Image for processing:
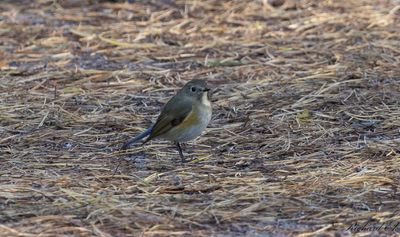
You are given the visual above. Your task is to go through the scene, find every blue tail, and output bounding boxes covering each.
[121,126,153,150]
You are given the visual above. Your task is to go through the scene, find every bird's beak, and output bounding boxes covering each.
[203,88,210,92]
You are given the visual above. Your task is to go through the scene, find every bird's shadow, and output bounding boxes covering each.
[112,149,188,175]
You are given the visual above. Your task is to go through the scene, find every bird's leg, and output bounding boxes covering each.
[176,142,185,163]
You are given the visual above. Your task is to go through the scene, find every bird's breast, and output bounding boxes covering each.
[162,100,211,142]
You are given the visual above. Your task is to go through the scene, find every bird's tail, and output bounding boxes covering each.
[121,126,153,150]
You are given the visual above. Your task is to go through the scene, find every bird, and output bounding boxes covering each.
[121,79,212,162]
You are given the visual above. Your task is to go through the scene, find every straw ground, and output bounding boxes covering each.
[1,0,399,236]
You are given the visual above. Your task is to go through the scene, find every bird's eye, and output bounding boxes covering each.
[191,86,196,92]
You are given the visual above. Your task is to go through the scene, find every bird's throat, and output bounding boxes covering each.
[201,92,211,107]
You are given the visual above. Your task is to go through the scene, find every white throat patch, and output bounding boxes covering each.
[201,92,211,107]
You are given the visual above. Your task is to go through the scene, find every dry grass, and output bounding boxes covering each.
[1,0,400,236]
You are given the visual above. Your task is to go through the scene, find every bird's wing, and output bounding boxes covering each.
[145,96,193,142]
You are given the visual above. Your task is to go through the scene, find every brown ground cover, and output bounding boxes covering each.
[1,0,399,236]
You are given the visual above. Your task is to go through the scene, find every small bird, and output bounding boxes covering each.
[121,79,212,162]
